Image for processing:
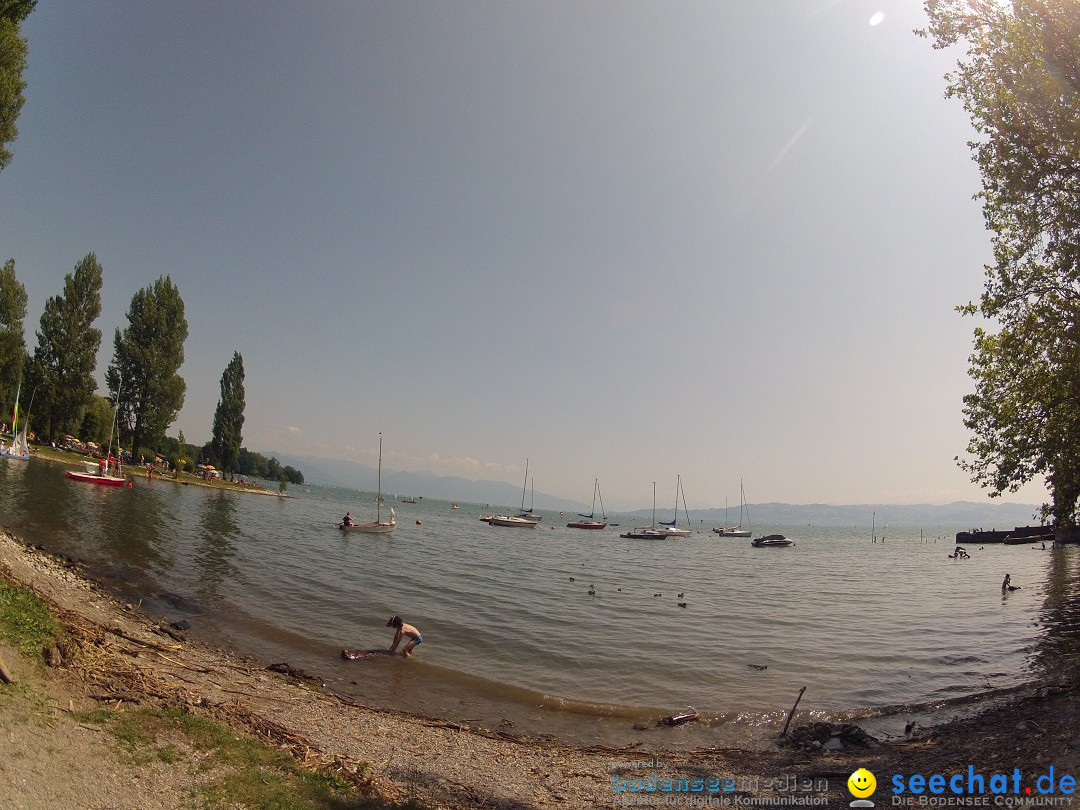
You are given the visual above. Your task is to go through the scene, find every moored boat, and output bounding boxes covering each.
[489,514,539,528]
[490,459,541,528]
[567,479,607,530]
[713,480,752,537]
[751,534,794,547]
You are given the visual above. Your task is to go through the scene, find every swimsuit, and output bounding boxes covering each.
[410,634,422,645]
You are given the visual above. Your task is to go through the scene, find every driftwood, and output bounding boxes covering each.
[781,686,806,737]
[0,655,14,684]
[108,626,182,653]
[659,709,699,727]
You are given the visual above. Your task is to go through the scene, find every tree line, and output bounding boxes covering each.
[0,253,303,485]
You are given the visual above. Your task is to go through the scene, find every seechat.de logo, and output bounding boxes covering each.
[848,768,876,808]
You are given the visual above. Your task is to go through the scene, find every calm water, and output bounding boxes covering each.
[3,456,1079,748]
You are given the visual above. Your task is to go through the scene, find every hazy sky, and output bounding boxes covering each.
[0,1,1047,510]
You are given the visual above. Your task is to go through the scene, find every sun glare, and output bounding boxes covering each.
[869,11,885,26]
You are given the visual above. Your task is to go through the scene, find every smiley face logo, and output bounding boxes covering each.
[848,768,876,798]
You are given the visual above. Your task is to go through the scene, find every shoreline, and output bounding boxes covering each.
[29,445,293,497]
[2,530,1079,807]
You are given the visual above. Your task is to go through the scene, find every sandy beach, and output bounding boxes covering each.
[2,529,1079,808]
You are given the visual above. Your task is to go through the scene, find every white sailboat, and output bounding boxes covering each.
[1,382,30,460]
[657,475,692,537]
[567,479,607,529]
[339,433,396,533]
[490,459,539,527]
[713,480,752,537]
[621,482,678,539]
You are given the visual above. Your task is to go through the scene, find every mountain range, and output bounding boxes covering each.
[269,451,1043,527]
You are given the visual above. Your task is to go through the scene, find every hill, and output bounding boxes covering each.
[268,451,1042,526]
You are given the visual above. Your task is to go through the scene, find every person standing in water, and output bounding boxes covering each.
[386,615,422,657]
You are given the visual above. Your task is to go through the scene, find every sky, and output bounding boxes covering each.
[0,1,1048,511]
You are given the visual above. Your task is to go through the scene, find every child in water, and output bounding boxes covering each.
[386,615,422,657]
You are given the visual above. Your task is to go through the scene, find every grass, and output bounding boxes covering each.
[0,580,68,658]
[0,577,419,808]
[71,704,427,809]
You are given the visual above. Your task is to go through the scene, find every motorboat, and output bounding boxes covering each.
[751,534,794,547]
[489,514,539,528]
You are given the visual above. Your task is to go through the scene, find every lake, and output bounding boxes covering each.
[2,455,1076,749]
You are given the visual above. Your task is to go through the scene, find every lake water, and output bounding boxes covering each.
[3,455,1078,748]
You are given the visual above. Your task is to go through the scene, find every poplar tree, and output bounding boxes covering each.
[0,258,28,408]
[30,253,103,442]
[211,352,245,479]
[921,0,1080,524]
[0,0,35,170]
[107,276,188,457]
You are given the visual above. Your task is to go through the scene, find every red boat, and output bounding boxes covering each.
[64,468,127,488]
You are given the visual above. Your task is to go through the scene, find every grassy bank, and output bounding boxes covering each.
[0,571,420,809]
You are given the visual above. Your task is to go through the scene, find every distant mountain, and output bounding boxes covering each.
[265,451,587,512]
[640,501,1044,528]
[267,451,1043,527]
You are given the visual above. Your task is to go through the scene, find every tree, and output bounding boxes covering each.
[0,0,35,170]
[77,393,114,448]
[0,258,28,408]
[210,352,245,479]
[30,253,103,443]
[106,276,188,458]
[921,0,1080,523]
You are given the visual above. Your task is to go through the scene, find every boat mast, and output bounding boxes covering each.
[520,458,529,514]
[376,432,383,522]
[107,371,121,474]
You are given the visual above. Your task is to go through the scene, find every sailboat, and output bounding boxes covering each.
[567,479,607,529]
[490,459,539,527]
[656,475,692,537]
[621,482,672,539]
[1,382,30,460]
[340,433,396,533]
[713,480,752,537]
[65,376,127,486]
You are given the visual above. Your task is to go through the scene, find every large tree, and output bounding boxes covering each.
[0,0,35,171]
[106,276,188,458]
[30,253,103,442]
[0,257,27,408]
[921,0,1080,523]
[210,351,245,479]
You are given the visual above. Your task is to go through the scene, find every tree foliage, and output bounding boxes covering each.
[77,393,114,448]
[921,0,1080,523]
[30,253,103,443]
[0,0,35,170]
[0,257,27,407]
[199,441,303,484]
[106,276,188,458]
[210,351,245,477]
